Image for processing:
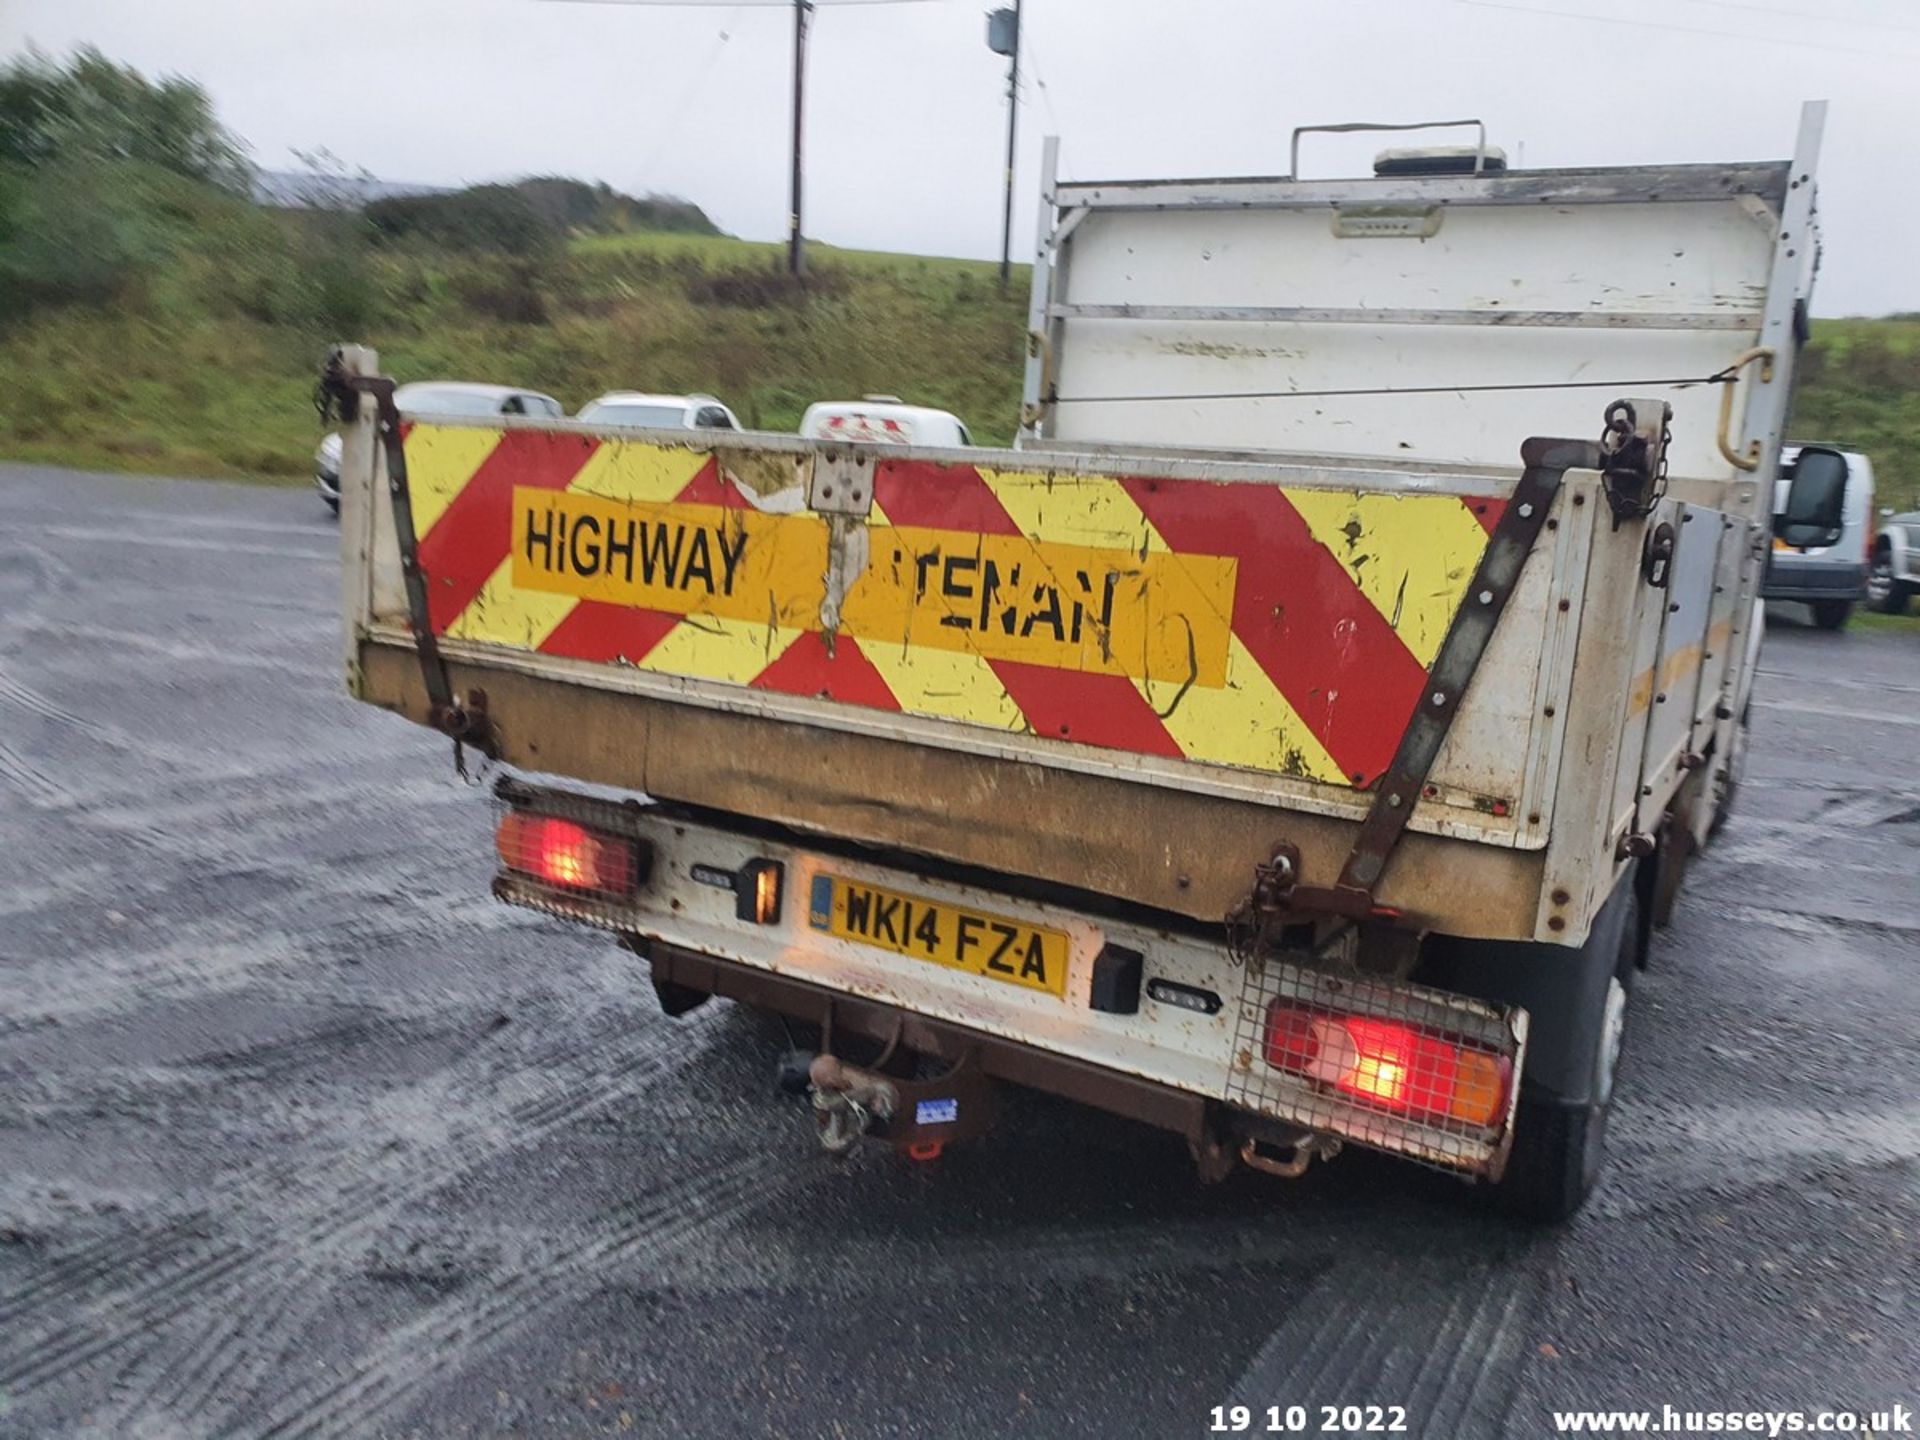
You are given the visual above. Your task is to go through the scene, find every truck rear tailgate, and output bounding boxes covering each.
[345,414,1578,933]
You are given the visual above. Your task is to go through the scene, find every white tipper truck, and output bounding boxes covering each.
[327,107,1835,1218]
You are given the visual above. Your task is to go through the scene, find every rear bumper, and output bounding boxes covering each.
[488,778,1527,1178]
[642,939,1217,1142]
[1761,557,1865,602]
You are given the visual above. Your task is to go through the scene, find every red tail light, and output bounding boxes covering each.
[496,812,639,896]
[1263,1001,1511,1128]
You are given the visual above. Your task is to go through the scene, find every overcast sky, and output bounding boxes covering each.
[4,0,1912,315]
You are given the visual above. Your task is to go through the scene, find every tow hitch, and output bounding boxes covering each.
[1239,1133,1343,1179]
[805,1051,995,1157]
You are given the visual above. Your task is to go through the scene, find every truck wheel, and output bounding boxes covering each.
[1494,888,1638,1223]
[1810,599,1852,630]
[1419,879,1640,1223]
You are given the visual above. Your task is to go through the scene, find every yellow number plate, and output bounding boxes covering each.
[807,874,1070,999]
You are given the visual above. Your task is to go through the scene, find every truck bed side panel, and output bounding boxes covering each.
[1637,502,1727,819]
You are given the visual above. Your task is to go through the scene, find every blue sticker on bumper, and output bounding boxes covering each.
[916,1098,959,1126]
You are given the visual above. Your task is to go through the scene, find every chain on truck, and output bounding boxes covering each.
[321,106,1838,1220]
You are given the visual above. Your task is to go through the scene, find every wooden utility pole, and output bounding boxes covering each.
[788,0,811,278]
[989,0,1021,291]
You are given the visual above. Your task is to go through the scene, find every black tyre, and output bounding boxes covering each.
[1868,547,1910,616]
[1494,888,1638,1223]
[323,494,340,516]
[1810,599,1852,630]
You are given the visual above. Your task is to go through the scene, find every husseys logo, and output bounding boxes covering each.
[510,486,1236,687]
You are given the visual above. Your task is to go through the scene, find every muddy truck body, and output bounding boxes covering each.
[330,109,1833,1217]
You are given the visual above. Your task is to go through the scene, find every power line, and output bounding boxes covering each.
[1455,0,1919,58]
[1679,0,1920,32]
[632,9,740,178]
[1020,30,1063,132]
[535,0,942,7]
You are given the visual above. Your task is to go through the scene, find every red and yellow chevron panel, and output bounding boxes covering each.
[401,424,1505,790]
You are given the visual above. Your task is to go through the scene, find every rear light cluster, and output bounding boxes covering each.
[1225,955,1522,1176]
[496,811,644,899]
[492,791,785,931]
[1263,1002,1511,1129]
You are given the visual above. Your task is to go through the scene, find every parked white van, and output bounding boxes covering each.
[799,397,972,448]
[1762,445,1874,629]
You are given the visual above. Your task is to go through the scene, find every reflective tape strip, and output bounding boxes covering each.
[536,601,683,667]
[415,427,601,631]
[1149,633,1347,786]
[408,425,505,541]
[1117,476,1435,787]
[637,612,806,687]
[750,631,902,711]
[407,430,1497,789]
[1284,489,1500,669]
[857,637,1028,731]
[984,467,1342,783]
[443,556,580,652]
[870,460,1187,757]
[564,438,713,506]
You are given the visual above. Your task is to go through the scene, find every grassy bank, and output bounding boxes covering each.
[0,221,1913,507]
[1786,317,1920,511]
[0,229,1029,480]
[1851,609,1920,633]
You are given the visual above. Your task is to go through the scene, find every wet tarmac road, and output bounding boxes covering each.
[0,464,1915,1440]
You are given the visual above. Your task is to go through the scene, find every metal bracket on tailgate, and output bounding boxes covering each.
[1231,401,1672,946]
[317,350,495,759]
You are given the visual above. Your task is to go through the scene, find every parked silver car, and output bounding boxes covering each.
[315,381,564,512]
[1870,507,1920,615]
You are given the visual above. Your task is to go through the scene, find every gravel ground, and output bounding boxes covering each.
[0,464,1915,1440]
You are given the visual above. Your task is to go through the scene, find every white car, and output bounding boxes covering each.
[799,397,973,448]
[576,392,742,432]
[315,381,563,512]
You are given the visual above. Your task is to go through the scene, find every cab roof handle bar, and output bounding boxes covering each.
[1289,119,1489,180]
